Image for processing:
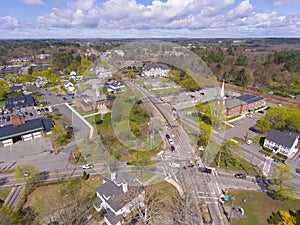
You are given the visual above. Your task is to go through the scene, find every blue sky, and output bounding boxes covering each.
[0,0,299,38]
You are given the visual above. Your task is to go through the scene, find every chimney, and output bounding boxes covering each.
[12,115,25,126]
[111,172,116,181]
[122,181,128,193]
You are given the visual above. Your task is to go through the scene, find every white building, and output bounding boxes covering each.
[94,173,145,225]
[264,129,299,158]
[142,63,170,77]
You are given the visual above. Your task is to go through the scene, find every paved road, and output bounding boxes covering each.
[128,81,229,225]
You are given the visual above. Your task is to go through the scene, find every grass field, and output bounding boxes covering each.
[0,188,10,201]
[228,190,300,225]
[23,175,103,223]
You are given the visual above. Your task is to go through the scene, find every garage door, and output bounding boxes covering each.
[2,139,13,147]
[33,132,42,138]
[23,134,32,141]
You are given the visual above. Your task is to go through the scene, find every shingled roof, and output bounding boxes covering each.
[265,129,299,148]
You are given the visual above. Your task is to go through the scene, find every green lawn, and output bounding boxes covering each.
[228,190,300,225]
[0,188,11,201]
[210,154,262,175]
[23,176,103,223]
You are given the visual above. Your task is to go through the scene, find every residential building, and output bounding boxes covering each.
[5,95,36,112]
[0,115,54,147]
[94,173,145,225]
[105,81,125,93]
[263,129,299,158]
[142,63,170,77]
[64,81,75,92]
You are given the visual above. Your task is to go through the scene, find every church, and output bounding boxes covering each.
[217,82,265,118]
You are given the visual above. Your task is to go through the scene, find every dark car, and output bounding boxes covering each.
[6,115,10,122]
[235,173,246,179]
[198,167,212,174]
[257,110,264,114]
[171,145,175,152]
[45,107,49,112]
[166,134,171,139]
[29,112,33,117]
[296,168,300,174]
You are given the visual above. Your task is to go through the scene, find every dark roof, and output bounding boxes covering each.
[265,129,299,148]
[237,94,263,105]
[144,63,169,70]
[5,95,36,110]
[96,173,143,212]
[225,98,245,109]
[104,208,123,225]
[0,118,54,141]
[11,86,25,93]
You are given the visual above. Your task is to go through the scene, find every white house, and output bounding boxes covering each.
[263,129,299,158]
[142,63,170,77]
[64,81,75,92]
[94,173,145,225]
[105,80,125,93]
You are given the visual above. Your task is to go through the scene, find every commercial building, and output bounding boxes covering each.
[0,115,53,147]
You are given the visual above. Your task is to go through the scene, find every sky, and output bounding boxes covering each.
[0,0,299,39]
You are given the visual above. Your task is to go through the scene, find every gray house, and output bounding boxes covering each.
[94,173,145,225]
[263,129,299,158]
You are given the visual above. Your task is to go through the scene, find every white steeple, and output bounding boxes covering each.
[220,81,225,98]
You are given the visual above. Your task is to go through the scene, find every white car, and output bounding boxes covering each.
[82,163,94,169]
[169,162,180,168]
[246,140,253,145]
[168,138,174,145]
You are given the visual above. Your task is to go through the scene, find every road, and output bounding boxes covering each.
[128,81,229,225]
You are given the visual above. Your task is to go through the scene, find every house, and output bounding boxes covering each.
[0,115,54,147]
[94,173,145,225]
[142,63,170,77]
[11,85,26,93]
[263,129,299,158]
[5,95,36,112]
[64,81,75,92]
[105,81,125,93]
[217,82,265,117]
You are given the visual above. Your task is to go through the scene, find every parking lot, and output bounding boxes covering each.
[0,106,53,126]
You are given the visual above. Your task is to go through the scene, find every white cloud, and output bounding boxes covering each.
[0,16,19,29]
[19,0,44,5]
[227,0,253,19]
[1,0,299,38]
[268,0,300,7]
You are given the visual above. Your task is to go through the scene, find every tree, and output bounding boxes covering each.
[269,165,296,200]
[235,55,248,66]
[217,140,241,167]
[265,106,288,130]
[256,117,271,133]
[14,164,41,186]
[50,125,69,147]
[279,211,297,225]
[0,79,10,99]
[0,207,21,225]
[235,68,249,88]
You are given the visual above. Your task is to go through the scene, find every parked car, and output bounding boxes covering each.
[166,134,171,139]
[169,162,180,168]
[295,168,300,174]
[29,112,33,117]
[257,110,264,114]
[198,167,212,174]
[235,173,247,179]
[82,164,94,169]
[246,140,253,145]
[168,138,174,145]
[171,145,175,152]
